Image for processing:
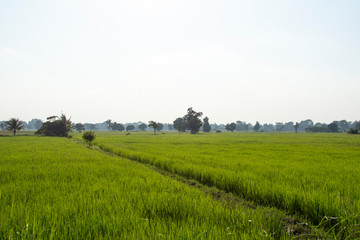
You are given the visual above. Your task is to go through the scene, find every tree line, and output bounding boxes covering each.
[1,108,359,136]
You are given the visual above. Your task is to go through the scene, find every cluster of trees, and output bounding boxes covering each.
[35,115,72,137]
[173,107,210,134]
[2,109,359,136]
[220,120,360,133]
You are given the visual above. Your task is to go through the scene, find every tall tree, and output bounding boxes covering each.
[328,122,338,133]
[5,118,25,136]
[225,122,237,132]
[173,117,186,133]
[294,122,299,133]
[184,107,203,134]
[253,121,260,132]
[148,121,159,135]
[105,119,112,131]
[203,117,211,132]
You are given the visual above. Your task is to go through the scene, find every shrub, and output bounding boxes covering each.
[82,131,96,146]
[347,128,359,134]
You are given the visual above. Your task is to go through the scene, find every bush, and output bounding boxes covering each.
[216,130,222,133]
[347,128,359,134]
[82,131,96,146]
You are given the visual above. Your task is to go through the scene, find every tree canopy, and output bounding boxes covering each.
[225,122,237,132]
[148,121,159,135]
[184,107,203,134]
[126,125,135,131]
[173,117,186,133]
[203,117,211,132]
[35,114,72,137]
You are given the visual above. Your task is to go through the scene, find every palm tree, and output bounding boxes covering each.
[5,118,25,136]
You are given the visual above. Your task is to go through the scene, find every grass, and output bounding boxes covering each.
[74,131,360,238]
[0,136,303,239]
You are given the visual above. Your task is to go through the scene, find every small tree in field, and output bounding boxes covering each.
[82,131,96,146]
[5,118,25,136]
[148,121,159,135]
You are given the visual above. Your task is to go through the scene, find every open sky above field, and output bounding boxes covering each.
[1,0,359,124]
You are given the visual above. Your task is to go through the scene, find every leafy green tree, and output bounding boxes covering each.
[74,123,85,132]
[148,121,159,135]
[184,107,203,134]
[5,118,25,136]
[225,122,237,132]
[294,122,299,133]
[253,121,260,132]
[173,117,186,133]
[105,119,112,131]
[82,131,96,146]
[138,123,147,131]
[112,122,124,131]
[126,125,135,131]
[35,114,72,137]
[328,122,338,133]
[203,117,211,132]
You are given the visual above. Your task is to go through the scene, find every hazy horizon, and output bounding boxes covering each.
[1,0,359,124]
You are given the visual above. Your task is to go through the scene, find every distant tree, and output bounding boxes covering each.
[35,114,72,137]
[338,120,349,132]
[26,118,43,130]
[0,122,5,131]
[253,121,260,132]
[328,122,338,133]
[167,124,174,131]
[225,122,237,132]
[356,122,360,130]
[74,123,85,132]
[82,131,96,146]
[148,121,159,135]
[203,117,211,132]
[126,125,135,131]
[275,122,284,132]
[5,118,25,136]
[158,123,164,131]
[111,122,125,131]
[184,107,203,134]
[105,119,112,131]
[173,117,186,133]
[294,122,299,133]
[138,123,147,131]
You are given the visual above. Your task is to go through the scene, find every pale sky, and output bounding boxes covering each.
[1,0,359,124]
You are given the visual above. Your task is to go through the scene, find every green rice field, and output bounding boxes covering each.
[1,132,360,239]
